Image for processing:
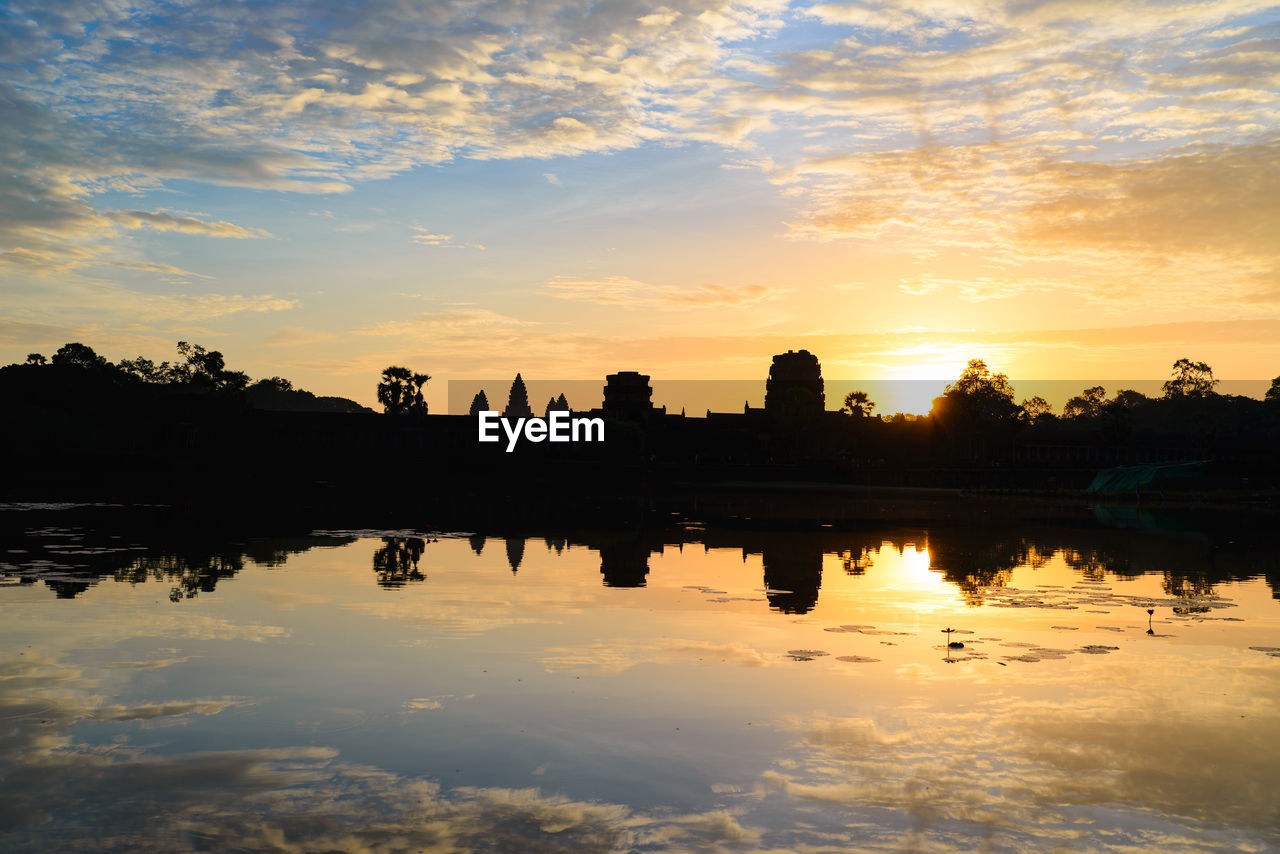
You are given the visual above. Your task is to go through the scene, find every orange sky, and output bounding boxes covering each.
[2,0,1277,411]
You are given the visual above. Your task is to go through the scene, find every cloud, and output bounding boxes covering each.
[94,291,298,323]
[897,273,1034,301]
[783,135,1280,310]
[2,0,1273,364]
[110,260,214,280]
[354,307,534,341]
[409,227,484,249]
[897,276,943,297]
[1022,139,1280,258]
[262,326,334,347]
[103,211,273,239]
[0,0,786,205]
[541,275,779,310]
[739,4,1280,313]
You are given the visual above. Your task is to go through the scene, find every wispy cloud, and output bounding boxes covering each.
[104,211,272,239]
[111,260,213,280]
[541,275,779,310]
[409,227,484,250]
[354,308,534,340]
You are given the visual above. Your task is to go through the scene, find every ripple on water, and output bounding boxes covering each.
[824,625,913,636]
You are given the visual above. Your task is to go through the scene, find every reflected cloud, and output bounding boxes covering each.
[759,664,1280,851]
[541,637,774,674]
[90,698,254,722]
[403,694,474,712]
[0,648,770,852]
[103,655,193,671]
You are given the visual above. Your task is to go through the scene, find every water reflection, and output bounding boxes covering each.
[760,540,822,614]
[372,537,426,588]
[597,539,650,588]
[2,502,1279,852]
[4,509,1279,610]
[506,536,525,573]
[0,520,354,601]
[3,646,1275,852]
[0,653,644,851]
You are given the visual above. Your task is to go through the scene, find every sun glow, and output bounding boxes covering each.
[894,544,934,584]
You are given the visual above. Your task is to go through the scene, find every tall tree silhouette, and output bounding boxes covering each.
[504,373,533,419]
[249,376,293,393]
[1020,395,1053,424]
[174,341,250,391]
[117,355,170,382]
[25,353,46,365]
[1111,389,1148,409]
[115,341,250,391]
[1267,377,1280,403]
[931,359,1021,426]
[1064,386,1106,419]
[51,342,108,368]
[378,366,430,415]
[841,390,875,417]
[1162,358,1217,398]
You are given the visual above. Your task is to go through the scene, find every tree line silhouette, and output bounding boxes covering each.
[820,358,1280,487]
[17,341,371,413]
[3,342,1278,497]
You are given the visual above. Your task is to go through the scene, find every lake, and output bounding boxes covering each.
[1,498,1278,852]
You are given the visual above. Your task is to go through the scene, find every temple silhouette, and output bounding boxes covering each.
[2,343,1276,500]
[442,347,1276,496]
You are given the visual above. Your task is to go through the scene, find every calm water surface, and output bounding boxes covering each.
[2,502,1278,852]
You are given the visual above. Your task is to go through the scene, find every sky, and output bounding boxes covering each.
[2,0,1278,412]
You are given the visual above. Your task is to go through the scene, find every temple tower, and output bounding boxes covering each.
[764,350,825,418]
